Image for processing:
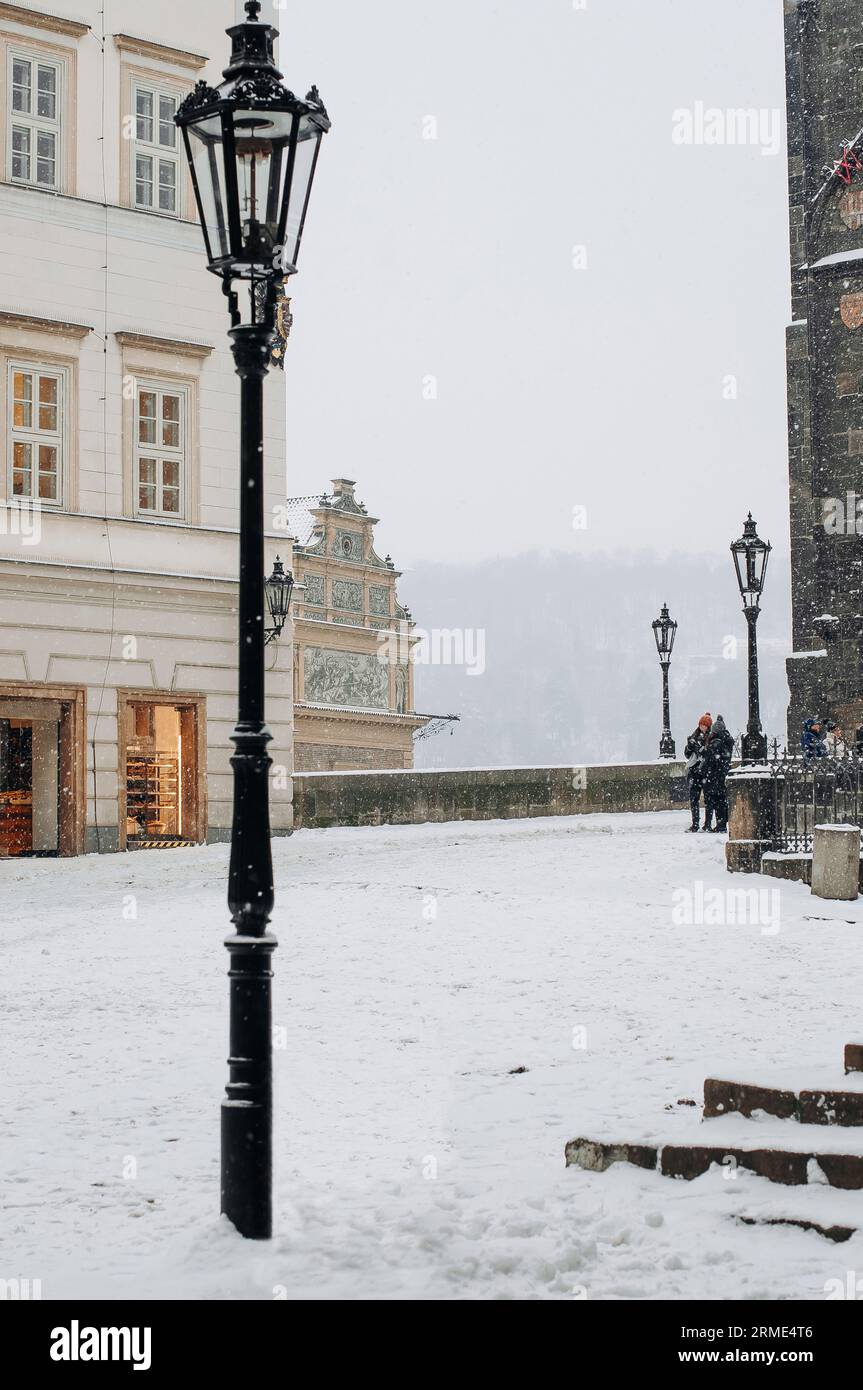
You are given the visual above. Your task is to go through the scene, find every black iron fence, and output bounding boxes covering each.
[731,734,785,761]
[767,750,863,854]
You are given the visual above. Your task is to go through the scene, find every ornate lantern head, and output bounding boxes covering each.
[264,555,294,643]
[652,603,677,660]
[731,513,771,611]
[175,1,330,284]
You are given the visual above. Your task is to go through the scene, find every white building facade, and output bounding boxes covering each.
[0,1,293,855]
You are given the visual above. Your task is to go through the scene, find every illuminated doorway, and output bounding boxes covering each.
[0,692,83,857]
[121,695,205,849]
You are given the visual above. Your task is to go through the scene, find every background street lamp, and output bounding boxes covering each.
[265,556,294,645]
[652,603,678,760]
[731,513,771,764]
[176,0,329,1240]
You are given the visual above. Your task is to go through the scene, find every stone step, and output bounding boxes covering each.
[704,1076,863,1127]
[565,1135,863,1189]
[845,1042,863,1074]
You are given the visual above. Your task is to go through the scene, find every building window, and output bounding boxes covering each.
[132,83,179,214]
[8,51,61,190]
[134,381,185,517]
[8,363,64,504]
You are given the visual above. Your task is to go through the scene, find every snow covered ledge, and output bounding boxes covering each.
[725,766,777,874]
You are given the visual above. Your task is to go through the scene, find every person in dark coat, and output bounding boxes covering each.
[684,712,712,832]
[703,713,734,832]
[801,717,827,761]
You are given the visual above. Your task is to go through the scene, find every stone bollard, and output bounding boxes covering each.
[811,824,860,901]
[725,767,777,874]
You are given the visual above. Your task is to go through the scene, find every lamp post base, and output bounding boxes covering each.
[659,733,677,760]
[741,730,768,764]
[221,932,276,1239]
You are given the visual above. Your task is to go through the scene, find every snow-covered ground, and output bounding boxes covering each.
[3,811,863,1301]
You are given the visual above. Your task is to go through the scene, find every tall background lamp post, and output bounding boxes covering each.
[652,604,677,760]
[176,0,329,1239]
[731,513,771,764]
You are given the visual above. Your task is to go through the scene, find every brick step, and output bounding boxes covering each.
[846,1042,863,1074]
[704,1076,863,1127]
[565,1136,863,1189]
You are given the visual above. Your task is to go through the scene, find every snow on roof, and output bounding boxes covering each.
[808,247,863,270]
[286,494,325,545]
[295,701,432,722]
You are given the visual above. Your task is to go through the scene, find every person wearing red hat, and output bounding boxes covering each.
[703,714,734,832]
[684,713,712,832]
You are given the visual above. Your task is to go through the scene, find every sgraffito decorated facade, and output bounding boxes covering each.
[287,478,431,769]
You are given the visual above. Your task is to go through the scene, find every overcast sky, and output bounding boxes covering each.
[279,0,790,568]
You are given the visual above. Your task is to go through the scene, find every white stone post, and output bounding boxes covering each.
[811,824,860,901]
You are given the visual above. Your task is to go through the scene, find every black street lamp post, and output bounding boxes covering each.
[731,513,771,764]
[176,1,329,1239]
[652,604,677,760]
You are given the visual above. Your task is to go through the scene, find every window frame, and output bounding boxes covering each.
[132,376,189,521]
[6,45,63,192]
[6,357,68,508]
[130,78,182,217]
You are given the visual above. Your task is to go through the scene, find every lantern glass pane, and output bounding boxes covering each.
[186,120,230,263]
[282,122,321,272]
[231,111,294,264]
[266,579,279,625]
[732,547,746,596]
[745,550,755,591]
[235,135,270,223]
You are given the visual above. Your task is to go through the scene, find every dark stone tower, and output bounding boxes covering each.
[784,0,863,742]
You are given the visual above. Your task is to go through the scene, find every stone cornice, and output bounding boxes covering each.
[316,504,381,526]
[0,308,92,337]
[294,548,399,575]
[296,615,419,641]
[113,32,207,72]
[0,2,89,38]
[294,703,430,728]
[114,330,214,359]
